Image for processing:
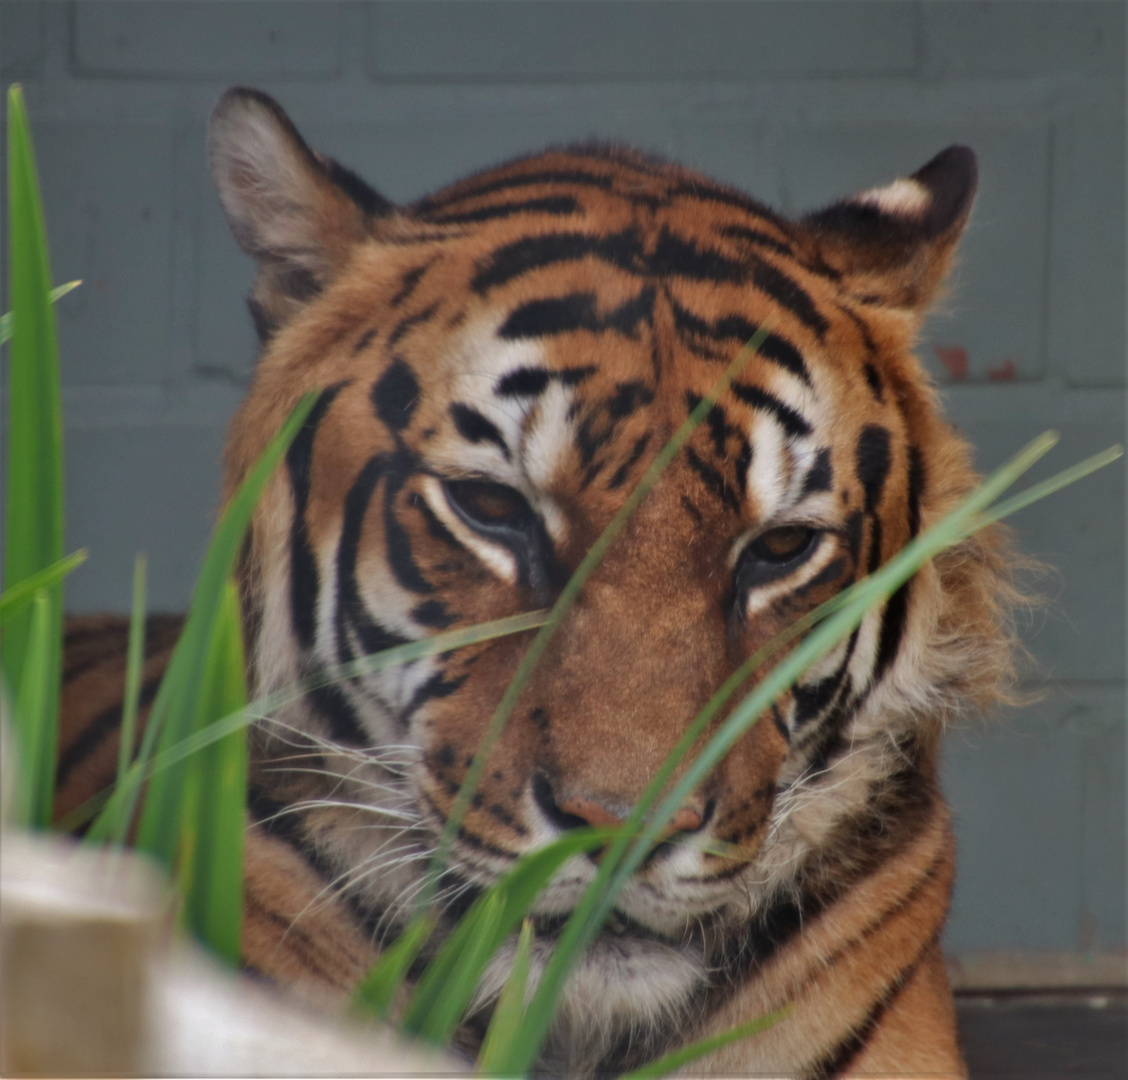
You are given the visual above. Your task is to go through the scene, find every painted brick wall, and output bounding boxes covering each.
[2,1,1123,969]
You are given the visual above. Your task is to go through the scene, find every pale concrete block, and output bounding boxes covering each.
[1049,112,1126,387]
[0,0,44,79]
[921,0,1124,76]
[942,683,1127,953]
[31,124,176,386]
[71,1,342,79]
[780,123,1051,383]
[367,1,917,80]
[64,423,228,614]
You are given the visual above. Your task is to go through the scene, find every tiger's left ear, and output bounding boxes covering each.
[802,146,977,314]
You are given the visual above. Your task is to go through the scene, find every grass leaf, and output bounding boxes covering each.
[115,553,148,790]
[412,890,506,1044]
[352,912,439,1019]
[476,919,535,1075]
[3,85,65,829]
[399,827,613,1044]
[178,579,248,963]
[86,391,319,849]
[0,550,86,622]
[616,1007,789,1080]
[5,591,53,827]
[0,279,81,345]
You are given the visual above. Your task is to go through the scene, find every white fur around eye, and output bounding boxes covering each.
[419,475,518,585]
[742,530,836,619]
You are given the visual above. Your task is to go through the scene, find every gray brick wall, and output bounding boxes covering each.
[2,1,1123,967]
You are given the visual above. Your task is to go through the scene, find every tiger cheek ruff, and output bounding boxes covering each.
[202,87,1019,1076]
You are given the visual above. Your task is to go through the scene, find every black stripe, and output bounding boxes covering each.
[669,300,811,385]
[805,935,935,1080]
[352,327,377,355]
[855,425,892,512]
[867,517,884,576]
[666,181,788,228]
[792,672,846,730]
[872,447,925,683]
[684,391,739,458]
[862,362,884,402]
[716,222,794,257]
[498,287,654,340]
[55,676,161,787]
[472,230,644,294]
[495,366,551,397]
[750,257,829,338]
[415,169,616,215]
[494,364,596,397]
[412,600,456,629]
[372,358,420,433]
[449,403,510,458]
[390,259,435,308]
[335,453,391,669]
[801,448,834,496]
[607,434,651,490]
[649,227,748,283]
[382,463,436,595]
[386,302,439,349]
[307,680,371,748]
[425,195,580,225]
[401,671,469,726]
[607,380,654,419]
[685,447,740,512]
[730,381,813,438]
[287,383,347,649]
[906,445,925,539]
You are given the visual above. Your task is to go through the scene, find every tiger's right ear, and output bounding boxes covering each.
[207,87,392,339]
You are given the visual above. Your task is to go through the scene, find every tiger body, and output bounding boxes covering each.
[58,88,1022,1077]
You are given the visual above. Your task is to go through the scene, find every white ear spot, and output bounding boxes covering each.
[853,177,931,219]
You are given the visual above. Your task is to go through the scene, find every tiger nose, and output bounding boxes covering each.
[531,772,705,837]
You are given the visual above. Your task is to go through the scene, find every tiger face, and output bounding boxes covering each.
[210,89,1015,1073]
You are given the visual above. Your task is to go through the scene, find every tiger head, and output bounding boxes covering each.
[209,89,1017,1068]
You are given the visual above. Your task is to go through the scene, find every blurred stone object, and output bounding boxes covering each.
[0,830,464,1076]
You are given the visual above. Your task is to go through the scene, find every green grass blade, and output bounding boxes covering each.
[497,430,1062,1077]
[476,919,534,1075]
[425,326,772,904]
[0,550,86,622]
[7,591,53,827]
[115,553,148,789]
[964,443,1124,534]
[70,609,548,837]
[4,85,65,828]
[413,889,506,1044]
[352,912,439,1019]
[617,1007,789,1080]
[0,279,81,345]
[401,828,613,1043]
[85,391,318,849]
[179,580,248,964]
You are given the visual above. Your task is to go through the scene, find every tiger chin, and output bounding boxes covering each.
[59,87,1025,1078]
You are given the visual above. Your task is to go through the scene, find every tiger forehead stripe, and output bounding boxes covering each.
[473,227,829,343]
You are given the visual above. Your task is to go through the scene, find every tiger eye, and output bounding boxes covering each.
[750,526,817,563]
[444,478,533,530]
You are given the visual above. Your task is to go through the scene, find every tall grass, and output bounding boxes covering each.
[2,82,1122,1076]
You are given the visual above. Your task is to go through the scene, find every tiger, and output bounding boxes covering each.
[55,86,1026,1077]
